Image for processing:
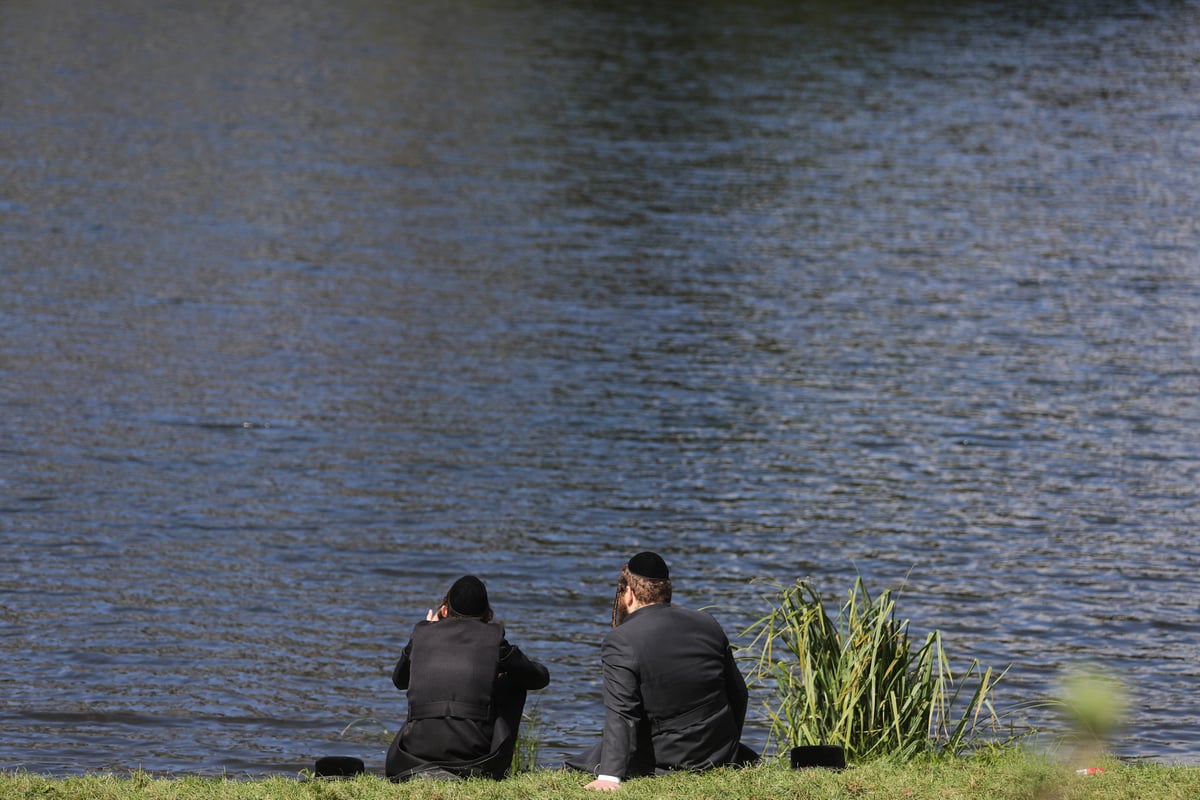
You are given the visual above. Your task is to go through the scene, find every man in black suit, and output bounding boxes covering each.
[567,552,757,790]
[385,575,550,781]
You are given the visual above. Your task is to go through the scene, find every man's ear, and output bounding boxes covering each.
[437,604,449,620]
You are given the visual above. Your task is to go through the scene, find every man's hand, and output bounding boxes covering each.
[584,778,621,791]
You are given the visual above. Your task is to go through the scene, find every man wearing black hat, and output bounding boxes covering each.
[567,552,757,790]
[385,575,550,781]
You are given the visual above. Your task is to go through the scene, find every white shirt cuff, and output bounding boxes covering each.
[597,775,622,784]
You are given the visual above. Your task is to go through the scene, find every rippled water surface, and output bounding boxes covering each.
[3,0,1199,775]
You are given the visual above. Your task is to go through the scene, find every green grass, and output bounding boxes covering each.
[2,752,1199,800]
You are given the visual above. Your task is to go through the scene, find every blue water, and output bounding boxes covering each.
[2,0,1199,775]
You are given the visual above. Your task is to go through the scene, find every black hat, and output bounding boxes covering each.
[628,552,669,580]
[447,575,489,617]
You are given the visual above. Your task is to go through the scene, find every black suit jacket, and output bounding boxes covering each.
[597,603,748,778]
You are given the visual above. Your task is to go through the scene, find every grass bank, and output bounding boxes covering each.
[3,752,1198,800]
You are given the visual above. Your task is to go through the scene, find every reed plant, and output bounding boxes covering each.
[741,575,1006,763]
[511,702,543,774]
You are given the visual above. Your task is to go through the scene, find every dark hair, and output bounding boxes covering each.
[611,563,672,627]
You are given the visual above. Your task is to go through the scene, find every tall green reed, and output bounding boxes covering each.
[741,576,1006,763]
[511,703,543,774]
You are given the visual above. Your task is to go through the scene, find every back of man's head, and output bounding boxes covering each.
[622,551,673,606]
[443,575,493,621]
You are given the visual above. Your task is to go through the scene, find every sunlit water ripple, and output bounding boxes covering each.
[2,0,1199,775]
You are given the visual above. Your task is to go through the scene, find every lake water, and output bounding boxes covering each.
[2,0,1199,776]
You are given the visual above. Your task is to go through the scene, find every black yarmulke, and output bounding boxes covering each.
[447,575,489,617]
[628,552,669,580]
